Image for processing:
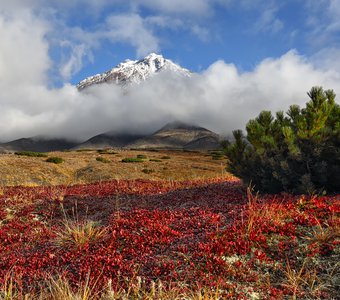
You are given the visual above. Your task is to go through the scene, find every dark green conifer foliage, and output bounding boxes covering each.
[224,87,340,193]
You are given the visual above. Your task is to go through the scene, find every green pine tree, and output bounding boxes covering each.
[224,87,340,193]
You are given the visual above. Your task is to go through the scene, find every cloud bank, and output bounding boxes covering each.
[0,2,339,142]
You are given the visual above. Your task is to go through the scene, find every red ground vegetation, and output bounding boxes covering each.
[0,178,339,299]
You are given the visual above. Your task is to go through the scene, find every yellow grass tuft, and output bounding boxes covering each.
[54,204,108,250]
[54,219,108,250]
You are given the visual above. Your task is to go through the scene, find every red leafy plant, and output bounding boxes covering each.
[0,178,338,299]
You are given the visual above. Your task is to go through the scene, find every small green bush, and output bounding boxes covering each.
[142,168,154,174]
[210,151,225,160]
[212,155,224,160]
[121,157,144,163]
[183,149,199,153]
[161,156,171,159]
[76,149,93,152]
[137,154,147,159]
[96,157,110,163]
[46,157,64,164]
[97,149,117,155]
[210,151,223,156]
[15,151,48,157]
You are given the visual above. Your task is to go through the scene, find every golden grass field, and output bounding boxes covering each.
[0,150,230,187]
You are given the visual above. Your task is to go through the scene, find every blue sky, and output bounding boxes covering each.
[0,0,339,141]
[41,0,340,85]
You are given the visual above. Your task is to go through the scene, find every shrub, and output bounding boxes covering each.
[76,149,93,152]
[97,149,117,155]
[137,154,147,159]
[210,151,224,160]
[212,155,224,160]
[183,149,198,153]
[46,157,64,164]
[161,156,171,159]
[149,159,162,162]
[142,168,154,174]
[224,87,340,193]
[121,157,144,163]
[15,151,48,157]
[96,157,110,163]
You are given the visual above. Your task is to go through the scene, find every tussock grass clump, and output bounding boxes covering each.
[55,219,108,250]
[15,151,48,157]
[161,156,171,160]
[46,157,64,164]
[121,157,143,163]
[96,157,110,163]
[136,154,147,159]
[45,276,97,300]
[0,275,226,300]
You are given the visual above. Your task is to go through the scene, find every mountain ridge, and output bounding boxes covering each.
[0,122,222,152]
[0,137,78,152]
[126,122,221,150]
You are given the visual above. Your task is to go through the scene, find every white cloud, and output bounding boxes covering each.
[0,11,50,87]
[311,47,340,74]
[0,1,340,143]
[252,7,284,34]
[0,0,42,11]
[1,33,339,142]
[145,15,184,29]
[104,14,159,57]
[327,0,340,31]
[134,0,214,16]
[59,43,90,81]
[304,0,340,46]
[191,25,210,41]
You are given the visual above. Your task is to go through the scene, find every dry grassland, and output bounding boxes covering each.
[0,150,229,186]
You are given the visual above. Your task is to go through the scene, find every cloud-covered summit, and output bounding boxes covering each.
[0,1,339,143]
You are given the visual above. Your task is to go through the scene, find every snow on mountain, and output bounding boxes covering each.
[77,53,191,90]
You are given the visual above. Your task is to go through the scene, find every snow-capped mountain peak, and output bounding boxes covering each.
[77,53,191,90]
